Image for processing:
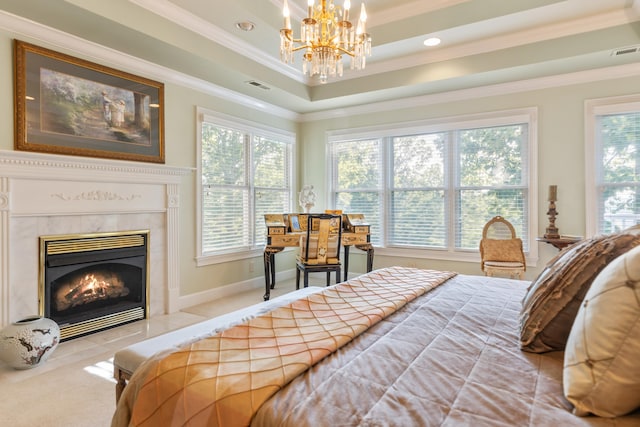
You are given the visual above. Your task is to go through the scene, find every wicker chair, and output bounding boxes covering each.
[296,213,342,288]
[479,216,526,279]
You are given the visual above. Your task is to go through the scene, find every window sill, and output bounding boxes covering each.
[196,246,299,267]
[374,247,479,263]
[195,246,538,269]
[196,248,267,267]
[374,246,538,268]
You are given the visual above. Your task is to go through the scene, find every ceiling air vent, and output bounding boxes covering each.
[246,80,271,90]
[611,45,640,56]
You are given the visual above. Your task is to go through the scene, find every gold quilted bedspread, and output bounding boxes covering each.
[112,267,456,427]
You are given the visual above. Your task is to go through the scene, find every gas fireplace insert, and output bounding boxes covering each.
[39,230,149,341]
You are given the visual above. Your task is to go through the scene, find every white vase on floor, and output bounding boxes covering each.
[0,316,60,369]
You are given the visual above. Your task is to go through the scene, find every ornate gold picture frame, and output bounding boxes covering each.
[14,40,165,163]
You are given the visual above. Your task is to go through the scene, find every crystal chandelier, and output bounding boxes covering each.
[280,0,371,84]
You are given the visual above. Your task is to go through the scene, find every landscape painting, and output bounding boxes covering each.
[14,40,165,163]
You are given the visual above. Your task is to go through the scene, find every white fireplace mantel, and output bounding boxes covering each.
[0,150,193,327]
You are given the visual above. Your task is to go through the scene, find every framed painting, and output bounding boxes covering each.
[14,40,165,163]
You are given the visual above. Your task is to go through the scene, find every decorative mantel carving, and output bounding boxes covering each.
[51,191,142,201]
[0,191,8,211]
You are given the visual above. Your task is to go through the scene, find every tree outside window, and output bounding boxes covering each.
[596,111,640,233]
[329,112,533,256]
[199,112,294,260]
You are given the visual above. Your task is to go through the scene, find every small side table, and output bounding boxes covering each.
[536,236,582,250]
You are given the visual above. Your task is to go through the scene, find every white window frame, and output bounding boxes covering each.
[327,108,538,264]
[585,94,640,237]
[196,107,296,266]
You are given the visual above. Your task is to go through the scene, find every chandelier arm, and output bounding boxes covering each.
[291,45,312,52]
[335,47,355,57]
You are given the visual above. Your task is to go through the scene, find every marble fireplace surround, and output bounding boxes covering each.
[0,150,192,328]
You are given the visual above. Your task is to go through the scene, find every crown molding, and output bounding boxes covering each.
[130,0,307,85]
[0,9,301,121]
[369,0,469,27]
[311,7,640,84]
[1,8,639,124]
[269,0,308,24]
[300,61,640,122]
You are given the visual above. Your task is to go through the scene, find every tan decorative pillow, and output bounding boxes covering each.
[519,233,640,353]
[563,245,640,417]
[481,238,524,263]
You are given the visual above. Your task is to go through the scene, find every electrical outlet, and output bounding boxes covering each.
[249,260,255,272]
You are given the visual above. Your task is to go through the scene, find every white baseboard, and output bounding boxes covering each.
[177,269,363,310]
[177,268,297,310]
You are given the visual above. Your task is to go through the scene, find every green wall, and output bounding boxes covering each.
[299,77,640,279]
[2,26,640,300]
[162,85,299,296]
[0,30,299,299]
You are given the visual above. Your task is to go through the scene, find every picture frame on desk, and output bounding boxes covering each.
[14,40,165,163]
[289,214,301,232]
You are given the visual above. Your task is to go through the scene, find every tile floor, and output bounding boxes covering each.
[0,279,323,427]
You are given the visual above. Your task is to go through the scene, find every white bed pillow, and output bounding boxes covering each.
[563,245,640,417]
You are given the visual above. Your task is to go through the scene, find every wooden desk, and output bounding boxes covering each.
[263,213,374,300]
[536,236,582,250]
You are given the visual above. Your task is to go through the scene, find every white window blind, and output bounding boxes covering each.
[456,125,528,250]
[202,123,249,252]
[198,111,294,260]
[594,110,640,233]
[390,133,446,248]
[253,135,293,245]
[330,139,383,245]
[329,111,534,256]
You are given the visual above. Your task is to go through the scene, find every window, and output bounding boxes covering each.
[197,109,295,265]
[328,109,537,260]
[587,97,640,235]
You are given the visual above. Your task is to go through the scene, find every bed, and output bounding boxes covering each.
[112,260,640,426]
[112,286,326,402]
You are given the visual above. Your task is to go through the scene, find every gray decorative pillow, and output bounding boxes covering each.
[519,233,640,353]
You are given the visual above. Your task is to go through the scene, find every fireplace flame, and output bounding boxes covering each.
[55,271,130,311]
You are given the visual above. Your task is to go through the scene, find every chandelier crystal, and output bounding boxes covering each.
[280,0,371,84]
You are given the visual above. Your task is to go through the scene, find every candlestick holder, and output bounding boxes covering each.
[544,199,560,239]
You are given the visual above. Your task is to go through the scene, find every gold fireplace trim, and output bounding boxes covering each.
[59,307,145,341]
[38,230,150,339]
[45,234,146,255]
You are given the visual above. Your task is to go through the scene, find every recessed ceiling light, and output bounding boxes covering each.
[235,21,255,32]
[424,37,441,47]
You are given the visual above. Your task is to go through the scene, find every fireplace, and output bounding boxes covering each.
[39,230,149,341]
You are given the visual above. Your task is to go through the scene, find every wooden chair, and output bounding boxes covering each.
[296,213,342,288]
[479,216,526,279]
